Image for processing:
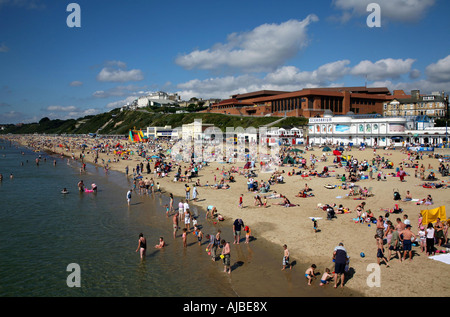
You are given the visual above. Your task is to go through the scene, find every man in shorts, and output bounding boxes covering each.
[233,218,244,244]
[388,225,402,262]
[221,239,231,274]
[401,225,416,262]
[333,243,348,288]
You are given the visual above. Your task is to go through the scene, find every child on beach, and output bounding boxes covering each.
[194,227,203,245]
[305,264,317,285]
[418,226,426,252]
[164,204,169,217]
[282,244,291,270]
[244,226,251,243]
[320,268,333,286]
[239,194,243,208]
[375,235,390,267]
[312,218,318,233]
[182,228,187,248]
[155,237,165,249]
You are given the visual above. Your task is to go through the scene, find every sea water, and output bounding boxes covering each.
[0,139,346,297]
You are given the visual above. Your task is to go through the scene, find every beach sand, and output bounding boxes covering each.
[6,134,450,297]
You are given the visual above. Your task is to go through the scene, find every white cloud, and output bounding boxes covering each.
[265,60,351,86]
[69,81,83,87]
[350,58,416,81]
[425,55,450,83]
[92,84,149,98]
[42,105,102,120]
[46,105,78,112]
[176,60,352,100]
[332,0,436,23]
[175,15,319,73]
[174,56,447,100]
[96,61,144,82]
[176,75,261,100]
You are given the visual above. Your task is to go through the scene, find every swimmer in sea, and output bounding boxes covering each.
[61,188,69,194]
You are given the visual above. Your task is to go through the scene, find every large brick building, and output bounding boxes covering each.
[205,86,395,118]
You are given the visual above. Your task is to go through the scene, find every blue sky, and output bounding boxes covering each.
[0,0,449,123]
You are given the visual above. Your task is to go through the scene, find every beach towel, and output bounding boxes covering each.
[421,206,447,225]
[428,254,450,265]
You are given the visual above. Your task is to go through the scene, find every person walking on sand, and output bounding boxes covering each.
[192,184,198,202]
[135,233,146,260]
[282,244,291,270]
[332,243,347,288]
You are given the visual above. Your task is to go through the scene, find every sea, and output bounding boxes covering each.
[0,138,349,298]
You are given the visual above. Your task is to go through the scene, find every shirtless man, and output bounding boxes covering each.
[396,218,406,234]
[221,240,231,274]
[400,225,417,262]
[376,216,385,238]
[78,180,84,192]
[172,213,179,239]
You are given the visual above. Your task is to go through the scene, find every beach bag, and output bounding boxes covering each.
[393,189,401,201]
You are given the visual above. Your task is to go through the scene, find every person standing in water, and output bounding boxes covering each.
[126,189,132,206]
[136,233,147,260]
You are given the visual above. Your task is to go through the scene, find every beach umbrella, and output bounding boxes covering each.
[333,150,342,156]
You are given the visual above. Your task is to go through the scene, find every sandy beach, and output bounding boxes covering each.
[4,134,450,297]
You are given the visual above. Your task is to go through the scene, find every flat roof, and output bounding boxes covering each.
[231,90,289,100]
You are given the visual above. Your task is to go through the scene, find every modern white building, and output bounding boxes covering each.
[131,91,180,109]
[265,127,305,145]
[146,125,179,139]
[307,113,449,147]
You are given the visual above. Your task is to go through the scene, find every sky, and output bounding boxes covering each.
[0,0,449,124]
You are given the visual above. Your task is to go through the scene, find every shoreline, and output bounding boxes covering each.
[3,134,450,297]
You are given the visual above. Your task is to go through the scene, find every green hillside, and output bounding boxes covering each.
[1,108,308,135]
